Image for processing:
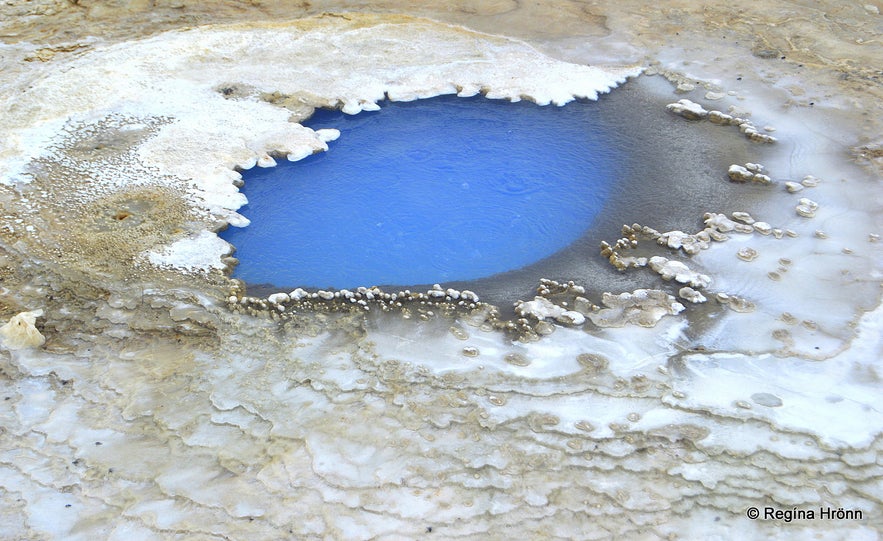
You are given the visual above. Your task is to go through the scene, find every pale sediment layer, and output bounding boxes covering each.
[0,4,881,540]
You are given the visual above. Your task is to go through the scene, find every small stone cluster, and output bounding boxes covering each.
[506,280,593,336]
[597,156,834,310]
[796,197,819,218]
[589,289,685,327]
[514,296,586,326]
[512,279,685,331]
[597,204,806,309]
[227,273,700,340]
[228,283,483,319]
[648,256,711,289]
[665,98,708,120]
[787,174,823,217]
[666,99,777,143]
[728,163,772,184]
[784,174,821,193]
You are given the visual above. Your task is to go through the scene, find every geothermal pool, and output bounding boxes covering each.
[222,95,620,288]
[0,5,881,541]
[224,79,766,304]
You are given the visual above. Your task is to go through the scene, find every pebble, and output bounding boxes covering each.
[708,110,733,124]
[728,163,772,184]
[678,286,707,303]
[317,290,335,300]
[666,99,708,120]
[648,256,712,288]
[267,292,289,304]
[753,222,772,235]
[731,211,755,224]
[736,247,759,261]
[796,198,819,218]
[289,288,308,301]
[785,181,804,193]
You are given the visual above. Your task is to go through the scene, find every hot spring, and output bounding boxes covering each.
[0,8,881,541]
[222,79,764,302]
[222,95,622,289]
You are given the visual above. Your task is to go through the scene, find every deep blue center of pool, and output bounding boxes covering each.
[221,95,623,289]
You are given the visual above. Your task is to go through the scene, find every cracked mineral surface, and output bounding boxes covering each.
[0,1,881,540]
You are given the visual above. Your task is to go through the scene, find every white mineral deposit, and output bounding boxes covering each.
[0,2,880,540]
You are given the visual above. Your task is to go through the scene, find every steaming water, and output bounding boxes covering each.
[222,95,622,289]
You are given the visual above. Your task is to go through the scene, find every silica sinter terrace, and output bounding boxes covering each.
[221,95,626,289]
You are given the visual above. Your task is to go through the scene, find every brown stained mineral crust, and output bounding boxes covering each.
[647,256,711,289]
[588,289,685,328]
[514,296,586,326]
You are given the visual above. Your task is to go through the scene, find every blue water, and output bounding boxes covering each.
[221,95,624,289]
